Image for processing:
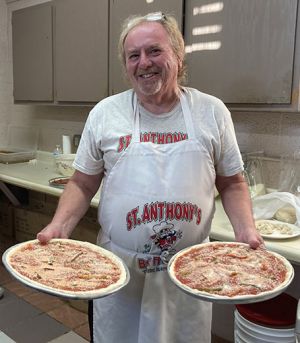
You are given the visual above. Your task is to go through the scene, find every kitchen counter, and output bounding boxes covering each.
[0,151,299,264]
[0,151,100,207]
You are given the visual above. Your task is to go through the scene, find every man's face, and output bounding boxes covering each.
[123,22,180,98]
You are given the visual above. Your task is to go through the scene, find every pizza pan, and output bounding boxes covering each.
[2,239,130,300]
[48,177,70,189]
[167,242,294,305]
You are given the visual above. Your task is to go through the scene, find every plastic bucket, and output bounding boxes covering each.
[234,310,295,343]
[234,293,297,343]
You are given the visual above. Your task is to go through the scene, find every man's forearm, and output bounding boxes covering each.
[50,179,95,236]
[220,181,255,237]
[216,173,264,248]
[37,170,102,242]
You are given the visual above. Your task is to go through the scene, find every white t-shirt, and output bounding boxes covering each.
[74,87,243,177]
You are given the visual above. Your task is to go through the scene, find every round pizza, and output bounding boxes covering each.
[168,242,294,303]
[3,239,129,299]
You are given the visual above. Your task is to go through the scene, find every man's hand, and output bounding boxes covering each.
[37,222,71,244]
[235,227,265,249]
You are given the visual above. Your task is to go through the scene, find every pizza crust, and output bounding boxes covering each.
[168,242,294,304]
[3,239,129,299]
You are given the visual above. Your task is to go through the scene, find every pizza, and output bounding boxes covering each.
[3,239,128,299]
[168,242,293,302]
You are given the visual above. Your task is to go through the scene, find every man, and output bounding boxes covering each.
[38,12,263,343]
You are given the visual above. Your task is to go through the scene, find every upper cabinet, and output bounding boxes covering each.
[11,0,300,111]
[55,0,108,102]
[12,3,53,102]
[12,0,109,104]
[184,0,299,110]
[109,0,183,95]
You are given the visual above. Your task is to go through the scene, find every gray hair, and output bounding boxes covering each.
[118,12,187,85]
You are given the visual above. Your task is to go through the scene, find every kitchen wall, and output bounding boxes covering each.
[1,0,300,187]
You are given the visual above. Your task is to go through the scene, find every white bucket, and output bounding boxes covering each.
[234,310,295,343]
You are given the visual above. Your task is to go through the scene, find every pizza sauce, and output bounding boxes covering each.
[8,240,125,293]
[171,243,289,297]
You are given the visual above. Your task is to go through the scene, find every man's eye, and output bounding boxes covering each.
[128,54,139,60]
[150,49,161,55]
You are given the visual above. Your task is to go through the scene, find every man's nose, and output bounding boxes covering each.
[139,51,152,68]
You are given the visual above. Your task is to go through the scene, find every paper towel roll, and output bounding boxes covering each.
[62,135,72,154]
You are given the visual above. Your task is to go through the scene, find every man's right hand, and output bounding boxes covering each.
[37,223,70,244]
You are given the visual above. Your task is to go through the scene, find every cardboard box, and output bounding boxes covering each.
[28,190,98,221]
[28,190,47,212]
[14,207,100,243]
[0,200,15,238]
[28,190,58,215]
[14,207,51,242]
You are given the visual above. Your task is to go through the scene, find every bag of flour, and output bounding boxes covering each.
[252,192,300,226]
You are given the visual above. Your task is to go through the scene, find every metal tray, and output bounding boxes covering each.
[0,150,36,164]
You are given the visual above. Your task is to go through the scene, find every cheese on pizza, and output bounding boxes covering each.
[169,242,292,298]
[6,239,127,296]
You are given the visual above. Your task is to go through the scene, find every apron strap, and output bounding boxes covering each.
[179,89,196,140]
[132,92,140,143]
[132,88,196,141]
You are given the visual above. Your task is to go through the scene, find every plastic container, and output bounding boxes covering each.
[52,145,62,168]
[53,145,62,158]
[55,154,76,176]
[0,126,38,164]
[234,293,297,343]
[235,310,295,343]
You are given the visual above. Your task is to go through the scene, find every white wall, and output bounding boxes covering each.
[232,110,300,189]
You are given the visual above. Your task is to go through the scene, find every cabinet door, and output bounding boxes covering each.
[55,0,109,102]
[184,0,297,104]
[109,0,183,95]
[12,3,53,102]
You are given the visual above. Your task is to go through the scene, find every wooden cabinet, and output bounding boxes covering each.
[12,3,53,102]
[55,0,108,102]
[184,0,298,107]
[109,0,183,95]
[12,0,109,104]
[12,0,300,111]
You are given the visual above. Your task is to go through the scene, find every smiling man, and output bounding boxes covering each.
[123,20,180,105]
[37,12,263,343]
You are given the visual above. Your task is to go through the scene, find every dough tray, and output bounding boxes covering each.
[0,150,36,164]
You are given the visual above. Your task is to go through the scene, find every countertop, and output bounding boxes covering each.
[0,152,299,264]
[0,152,100,207]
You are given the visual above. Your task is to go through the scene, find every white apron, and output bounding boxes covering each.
[94,90,216,343]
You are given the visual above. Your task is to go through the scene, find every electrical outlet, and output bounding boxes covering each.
[73,134,81,147]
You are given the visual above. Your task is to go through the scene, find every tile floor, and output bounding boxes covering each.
[0,235,90,343]
[0,235,230,343]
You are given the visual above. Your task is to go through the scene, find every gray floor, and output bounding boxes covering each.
[0,287,88,343]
